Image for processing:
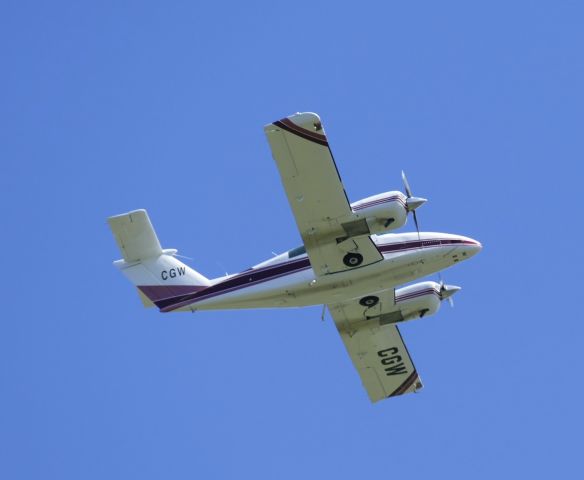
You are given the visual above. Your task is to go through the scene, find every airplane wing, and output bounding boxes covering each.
[264,112,382,276]
[328,289,423,402]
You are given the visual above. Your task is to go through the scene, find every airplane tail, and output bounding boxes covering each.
[108,209,211,308]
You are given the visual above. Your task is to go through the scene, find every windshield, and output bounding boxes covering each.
[287,245,306,258]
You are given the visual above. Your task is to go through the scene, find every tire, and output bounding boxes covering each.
[359,295,379,307]
[343,252,363,267]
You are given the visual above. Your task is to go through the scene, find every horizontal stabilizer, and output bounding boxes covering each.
[108,210,163,262]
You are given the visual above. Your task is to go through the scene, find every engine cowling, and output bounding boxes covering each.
[393,281,442,322]
[350,191,408,235]
[359,281,460,324]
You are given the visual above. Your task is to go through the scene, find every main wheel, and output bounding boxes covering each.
[359,295,379,307]
[343,252,363,267]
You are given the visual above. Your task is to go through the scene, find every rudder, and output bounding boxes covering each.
[108,210,211,308]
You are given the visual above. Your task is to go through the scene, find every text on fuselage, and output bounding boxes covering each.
[161,267,186,280]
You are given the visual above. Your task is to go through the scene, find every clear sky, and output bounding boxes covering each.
[1,1,582,478]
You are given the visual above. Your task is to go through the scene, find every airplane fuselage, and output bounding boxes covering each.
[166,231,481,312]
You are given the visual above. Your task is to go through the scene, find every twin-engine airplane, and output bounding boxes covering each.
[108,112,481,403]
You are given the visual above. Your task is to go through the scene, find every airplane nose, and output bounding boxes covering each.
[465,238,482,257]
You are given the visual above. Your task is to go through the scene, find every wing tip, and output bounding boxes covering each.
[264,112,328,145]
[388,371,423,398]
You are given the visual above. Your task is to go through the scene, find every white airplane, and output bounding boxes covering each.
[108,112,481,403]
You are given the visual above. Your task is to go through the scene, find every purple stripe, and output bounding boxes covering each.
[389,370,419,397]
[274,119,329,146]
[274,117,350,205]
[378,238,474,254]
[138,285,207,302]
[354,195,401,208]
[158,238,473,312]
[160,267,309,312]
[158,257,312,312]
[395,289,440,302]
[354,195,401,206]
[395,292,438,302]
[239,255,308,276]
[352,196,404,211]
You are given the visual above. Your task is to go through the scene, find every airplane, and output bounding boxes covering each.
[108,112,482,403]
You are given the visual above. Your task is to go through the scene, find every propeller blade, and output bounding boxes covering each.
[413,210,420,241]
[438,273,457,307]
[402,170,425,242]
[401,170,413,198]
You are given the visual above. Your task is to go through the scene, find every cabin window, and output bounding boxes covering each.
[288,245,306,258]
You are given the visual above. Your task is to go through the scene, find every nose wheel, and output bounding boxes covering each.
[343,252,363,267]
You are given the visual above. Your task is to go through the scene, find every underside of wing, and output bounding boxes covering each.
[265,112,382,276]
[328,290,423,402]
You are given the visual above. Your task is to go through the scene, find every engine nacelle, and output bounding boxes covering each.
[394,281,442,321]
[374,281,442,324]
[350,191,408,235]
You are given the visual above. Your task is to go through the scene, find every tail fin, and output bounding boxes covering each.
[108,209,211,308]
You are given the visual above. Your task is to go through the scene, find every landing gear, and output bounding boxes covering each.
[359,296,379,307]
[343,252,363,267]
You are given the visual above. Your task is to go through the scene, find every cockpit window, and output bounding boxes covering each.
[288,245,306,258]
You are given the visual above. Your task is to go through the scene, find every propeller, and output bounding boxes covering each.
[401,171,427,240]
[437,273,461,307]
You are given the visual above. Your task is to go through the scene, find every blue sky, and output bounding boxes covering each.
[1,1,582,478]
